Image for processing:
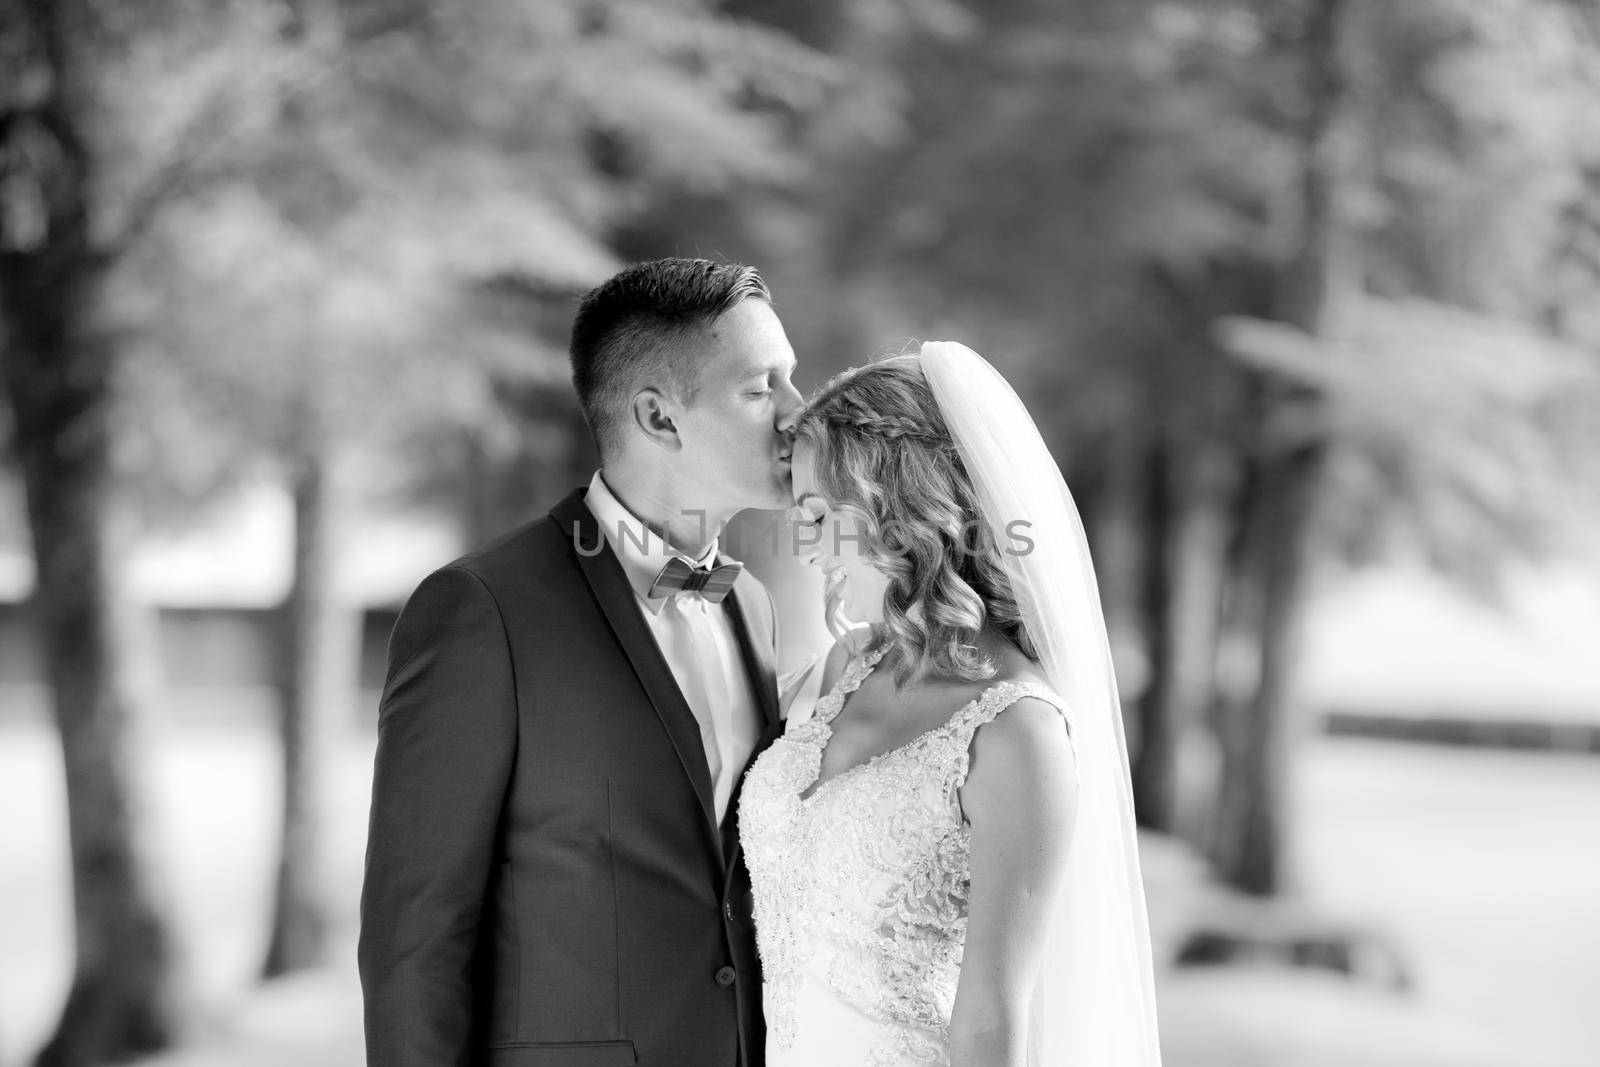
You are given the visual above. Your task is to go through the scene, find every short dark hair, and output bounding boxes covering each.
[569,257,771,459]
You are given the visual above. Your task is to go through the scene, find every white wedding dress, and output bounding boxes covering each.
[739,644,1069,1067]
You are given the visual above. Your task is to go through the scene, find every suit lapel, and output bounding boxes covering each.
[719,572,782,872]
[551,491,722,857]
[722,577,780,734]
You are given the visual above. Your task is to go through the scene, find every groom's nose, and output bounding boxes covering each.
[774,378,804,432]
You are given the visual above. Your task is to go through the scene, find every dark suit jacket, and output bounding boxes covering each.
[359,489,780,1067]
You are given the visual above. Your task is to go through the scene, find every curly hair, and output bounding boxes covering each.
[794,351,1038,687]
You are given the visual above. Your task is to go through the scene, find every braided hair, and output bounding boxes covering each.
[794,352,1037,686]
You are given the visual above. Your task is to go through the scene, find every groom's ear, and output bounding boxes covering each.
[632,387,683,452]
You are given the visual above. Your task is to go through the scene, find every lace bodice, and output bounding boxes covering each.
[739,645,1068,1066]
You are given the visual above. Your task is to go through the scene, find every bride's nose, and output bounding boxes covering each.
[798,539,823,568]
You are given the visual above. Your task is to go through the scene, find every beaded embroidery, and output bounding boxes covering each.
[739,646,1069,1065]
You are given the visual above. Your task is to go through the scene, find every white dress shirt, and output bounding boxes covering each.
[585,471,761,824]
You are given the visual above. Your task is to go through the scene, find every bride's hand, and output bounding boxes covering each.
[777,654,822,720]
[821,560,856,642]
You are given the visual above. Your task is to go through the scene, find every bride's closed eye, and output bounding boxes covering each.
[791,495,828,528]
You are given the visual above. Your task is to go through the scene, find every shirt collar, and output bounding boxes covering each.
[584,470,720,616]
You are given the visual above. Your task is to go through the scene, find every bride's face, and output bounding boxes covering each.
[790,440,891,627]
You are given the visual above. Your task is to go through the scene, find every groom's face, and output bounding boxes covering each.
[672,298,803,511]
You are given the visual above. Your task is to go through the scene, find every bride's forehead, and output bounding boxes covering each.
[790,462,817,498]
[789,449,820,497]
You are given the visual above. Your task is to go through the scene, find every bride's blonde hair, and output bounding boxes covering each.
[794,352,1037,686]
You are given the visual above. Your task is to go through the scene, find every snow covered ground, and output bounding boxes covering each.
[1,726,1596,1067]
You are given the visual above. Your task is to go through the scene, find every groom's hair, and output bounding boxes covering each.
[569,257,771,459]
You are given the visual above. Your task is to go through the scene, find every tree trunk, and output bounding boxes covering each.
[459,430,501,549]
[0,4,183,1062]
[1132,440,1178,830]
[259,9,362,971]
[1090,419,1148,700]
[4,300,183,1067]
[1209,444,1321,894]
[262,431,357,977]
[1134,437,1235,838]
[1208,0,1368,895]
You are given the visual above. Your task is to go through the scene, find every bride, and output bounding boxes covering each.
[739,342,1162,1066]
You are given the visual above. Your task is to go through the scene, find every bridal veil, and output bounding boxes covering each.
[921,341,1163,1066]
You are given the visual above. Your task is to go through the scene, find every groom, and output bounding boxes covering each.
[359,258,804,1067]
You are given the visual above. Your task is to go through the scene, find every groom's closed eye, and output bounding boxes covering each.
[743,360,795,398]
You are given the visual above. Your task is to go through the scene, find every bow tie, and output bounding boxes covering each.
[647,556,743,603]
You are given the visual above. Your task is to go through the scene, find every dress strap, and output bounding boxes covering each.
[948,680,1071,743]
[945,681,1071,814]
[812,644,887,727]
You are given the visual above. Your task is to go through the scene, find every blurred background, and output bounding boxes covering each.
[3,1,1600,1065]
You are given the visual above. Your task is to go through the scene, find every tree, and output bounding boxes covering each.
[1205,0,1600,892]
[0,1,192,1061]
[1198,0,1372,894]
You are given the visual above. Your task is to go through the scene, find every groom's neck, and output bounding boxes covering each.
[599,464,732,559]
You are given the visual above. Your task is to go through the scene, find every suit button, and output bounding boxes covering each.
[715,966,737,987]
[724,901,734,923]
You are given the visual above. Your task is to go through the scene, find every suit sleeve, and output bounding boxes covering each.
[359,565,517,1067]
